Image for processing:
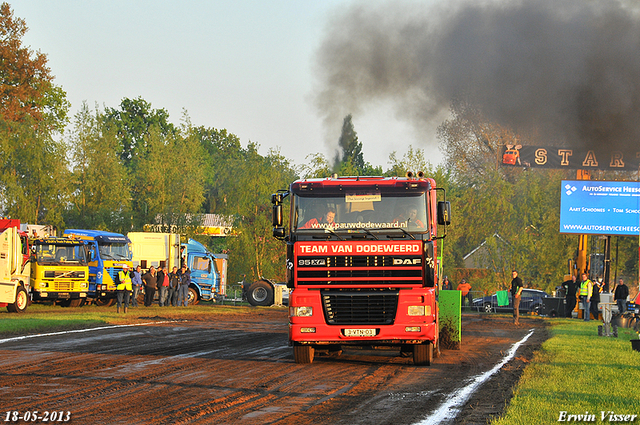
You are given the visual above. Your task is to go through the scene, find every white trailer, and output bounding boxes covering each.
[0,226,31,312]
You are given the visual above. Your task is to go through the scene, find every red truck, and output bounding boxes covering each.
[271,174,451,365]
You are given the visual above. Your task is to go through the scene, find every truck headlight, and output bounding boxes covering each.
[290,306,313,317]
[408,306,432,316]
[408,306,425,316]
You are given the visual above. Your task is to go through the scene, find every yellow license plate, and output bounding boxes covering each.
[343,328,376,337]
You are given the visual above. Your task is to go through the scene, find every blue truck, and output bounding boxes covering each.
[128,232,228,304]
[62,229,133,306]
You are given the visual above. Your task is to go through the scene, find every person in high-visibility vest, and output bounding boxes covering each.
[579,273,593,321]
[116,264,133,313]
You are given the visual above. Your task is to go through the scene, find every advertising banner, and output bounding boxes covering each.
[502,145,640,171]
[560,180,640,235]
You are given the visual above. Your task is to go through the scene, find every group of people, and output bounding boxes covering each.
[115,263,192,313]
[562,273,631,321]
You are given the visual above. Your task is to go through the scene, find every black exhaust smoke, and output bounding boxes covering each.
[314,0,640,153]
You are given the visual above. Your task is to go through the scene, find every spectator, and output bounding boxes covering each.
[115,264,132,314]
[168,266,180,307]
[143,266,157,307]
[178,264,191,307]
[457,279,472,309]
[442,276,452,291]
[157,266,169,307]
[510,270,524,325]
[590,277,603,320]
[131,265,143,308]
[562,275,578,318]
[579,273,593,321]
[614,278,629,315]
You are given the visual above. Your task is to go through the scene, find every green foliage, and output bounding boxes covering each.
[222,145,297,283]
[0,117,70,226]
[437,103,577,294]
[65,103,131,231]
[104,97,176,170]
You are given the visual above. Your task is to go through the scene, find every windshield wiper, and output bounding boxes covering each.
[350,228,379,240]
[369,227,416,240]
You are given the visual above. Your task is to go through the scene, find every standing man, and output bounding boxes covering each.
[579,273,593,321]
[562,275,578,318]
[510,270,524,325]
[614,278,629,315]
[456,279,472,309]
[131,265,143,308]
[115,264,132,314]
[168,266,180,307]
[157,266,169,307]
[178,264,191,307]
[442,276,452,291]
[143,266,157,307]
[590,277,603,320]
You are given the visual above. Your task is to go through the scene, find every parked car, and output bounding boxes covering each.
[472,289,550,314]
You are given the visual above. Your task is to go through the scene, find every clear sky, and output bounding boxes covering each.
[14,0,434,171]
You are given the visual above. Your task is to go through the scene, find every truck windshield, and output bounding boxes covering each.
[98,243,131,260]
[293,193,428,232]
[35,243,87,265]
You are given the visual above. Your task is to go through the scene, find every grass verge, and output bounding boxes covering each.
[493,318,640,424]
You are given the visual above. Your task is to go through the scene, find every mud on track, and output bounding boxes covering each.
[0,309,548,425]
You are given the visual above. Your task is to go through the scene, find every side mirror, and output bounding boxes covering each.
[273,204,283,227]
[437,201,451,226]
[273,227,286,239]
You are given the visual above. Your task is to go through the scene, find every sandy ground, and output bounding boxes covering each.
[0,309,548,424]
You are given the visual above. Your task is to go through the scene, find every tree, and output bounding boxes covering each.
[132,121,206,230]
[104,97,175,170]
[334,114,365,172]
[65,103,130,231]
[437,102,576,294]
[0,3,70,225]
[0,2,54,123]
[386,145,433,177]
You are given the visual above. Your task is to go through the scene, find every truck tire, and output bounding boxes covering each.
[95,298,115,307]
[294,345,315,364]
[7,286,28,313]
[247,281,274,306]
[68,299,83,307]
[188,286,199,305]
[413,343,433,366]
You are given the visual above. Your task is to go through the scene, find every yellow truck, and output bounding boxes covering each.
[29,236,90,307]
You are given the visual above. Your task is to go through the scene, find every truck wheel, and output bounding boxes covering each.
[188,287,199,305]
[95,298,115,307]
[247,281,274,306]
[7,286,28,313]
[68,299,82,307]
[413,343,433,366]
[294,345,315,364]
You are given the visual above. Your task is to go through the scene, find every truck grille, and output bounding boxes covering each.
[52,282,79,291]
[321,289,399,325]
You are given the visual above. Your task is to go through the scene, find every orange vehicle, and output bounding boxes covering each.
[502,144,522,165]
[271,174,451,365]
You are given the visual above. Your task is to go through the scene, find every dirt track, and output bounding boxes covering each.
[0,309,548,425]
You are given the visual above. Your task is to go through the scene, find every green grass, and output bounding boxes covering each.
[493,319,640,424]
[0,302,283,337]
